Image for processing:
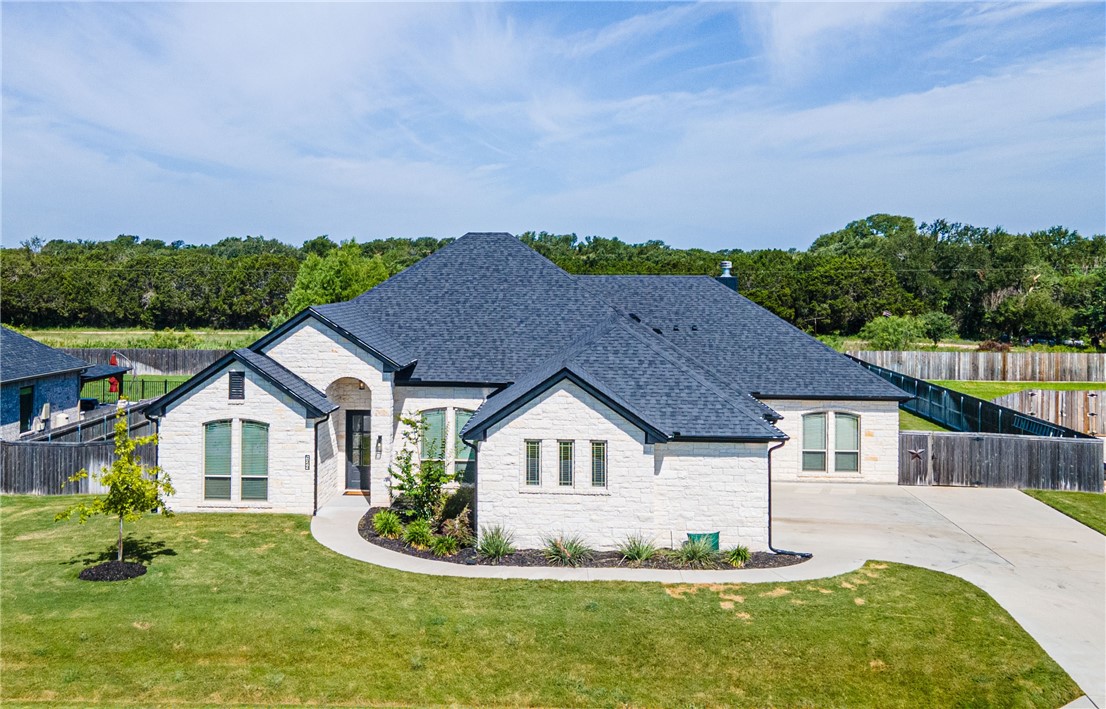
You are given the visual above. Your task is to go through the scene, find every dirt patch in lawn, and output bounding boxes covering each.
[358,508,809,570]
[78,561,147,582]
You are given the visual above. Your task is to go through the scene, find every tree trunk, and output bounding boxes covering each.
[117,516,124,562]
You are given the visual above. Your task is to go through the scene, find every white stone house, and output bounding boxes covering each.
[146,233,907,550]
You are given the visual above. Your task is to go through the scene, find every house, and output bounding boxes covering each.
[0,326,128,439]
[145,233,908,550]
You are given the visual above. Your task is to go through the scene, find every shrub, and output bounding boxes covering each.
[429,535,459,557]
[475,525,516,561]
[542,534,595,567]
[618,534,659,563]
[673,537,721,568]
[859,315,920,351]
[403,518,434,549]
[978,339,1011,352]
[725,545,751,568]
[440,486,474,522]
[372,509,403,539]
[440,505,474,546]
[389,415,456,522]
[918,311,957,346]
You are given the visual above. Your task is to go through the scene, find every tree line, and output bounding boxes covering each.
[2,214,1103,344]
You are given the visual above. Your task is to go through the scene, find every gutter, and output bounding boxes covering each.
[312,411,332,516]
[767,440,812,558]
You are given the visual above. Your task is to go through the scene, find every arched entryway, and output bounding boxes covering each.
[326,378,373,492]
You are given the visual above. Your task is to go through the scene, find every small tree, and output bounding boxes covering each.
[55,407,174,563]
[388,414,456,522]
[918,311,956,346]
[858,314,921,350]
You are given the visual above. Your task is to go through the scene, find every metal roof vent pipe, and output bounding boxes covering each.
[716,261,738,292]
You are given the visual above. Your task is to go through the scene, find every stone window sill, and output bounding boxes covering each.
[518,487,610,496]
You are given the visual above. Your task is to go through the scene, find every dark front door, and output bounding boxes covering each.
[345,410,371,491]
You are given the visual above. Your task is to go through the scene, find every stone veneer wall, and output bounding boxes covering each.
[0,373,82,440]
[476,380,771,551]
[767,399,900,484]
[157,363,317,513]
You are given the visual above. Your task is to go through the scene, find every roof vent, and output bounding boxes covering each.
[720,261,732,277]
[629,313,641,323]
[652,327,663,335]
[716,261,738,292]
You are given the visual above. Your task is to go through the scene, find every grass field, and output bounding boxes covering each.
[0,495,1079,707]
[1024,490,1106,535]
[20,328,264,350]
[899,410,950,431]
[81,375,191,403]
[931,380,1106,401]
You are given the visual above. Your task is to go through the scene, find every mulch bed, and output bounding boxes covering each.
[78,561,148,582]
[359,508,809,570]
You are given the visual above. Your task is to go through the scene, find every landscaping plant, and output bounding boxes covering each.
[388,414,456,521]
[429,535,460,557]
[372,510,403,539]
[402,518,434,549]
[439,505,474,546]
[725,545,752,568]
[54,408,174,564]
[475,525,516,561]
[673,537,721,568]
[618,533,659,563]
[542,534,595,567]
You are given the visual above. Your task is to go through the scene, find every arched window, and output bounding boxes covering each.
[801,413,827,472]
[204,420,232,500]
[241,421,270,500]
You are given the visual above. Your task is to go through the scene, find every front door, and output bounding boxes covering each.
[345,410,371,491]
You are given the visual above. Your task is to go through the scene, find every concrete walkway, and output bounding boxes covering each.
[311,484,1105,706]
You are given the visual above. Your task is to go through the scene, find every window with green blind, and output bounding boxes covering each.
[801,413,827,472]
[591,441,607,487]
[525,440,541,486]
[454,409,476,484]
[240,421,269,500]
[558,441,574,486]
[420,408,446,464]
[834,413,860,472]
[204,420,232,500]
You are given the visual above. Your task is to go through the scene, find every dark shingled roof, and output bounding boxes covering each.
[578,276,909,400]
[1,326,90,384]
[80,364,130,382]
[146,349,337,418]
[462,315,785,442]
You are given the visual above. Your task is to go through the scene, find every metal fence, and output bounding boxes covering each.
[847,350,1105,382]
[0,440,157,495]
[29,403,154,444]
[81,377,186,404]
[992,390,1104,437]
[850,356,1096,440]
[61,348,228,376]
[900,431,1103,492]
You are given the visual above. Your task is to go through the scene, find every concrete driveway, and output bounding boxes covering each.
[773,483,1106,708]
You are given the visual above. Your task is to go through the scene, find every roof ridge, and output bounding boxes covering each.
[234,348,330,400]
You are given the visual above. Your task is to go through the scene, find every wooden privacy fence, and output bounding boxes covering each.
[61,348,228,376]
[899,431,1103,492]
[848,350,1105,382]
[1,441,156,495]
[992,390,1104,437]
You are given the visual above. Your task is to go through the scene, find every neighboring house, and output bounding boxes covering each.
[146,233,908,550]
[0,326,126,439]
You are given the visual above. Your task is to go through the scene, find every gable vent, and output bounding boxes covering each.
[229,371,245,400]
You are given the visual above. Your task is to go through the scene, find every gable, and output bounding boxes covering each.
[153,361,317,420]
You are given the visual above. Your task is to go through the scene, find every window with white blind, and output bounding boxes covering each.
[240,421,269,500]
[204,420,232,499]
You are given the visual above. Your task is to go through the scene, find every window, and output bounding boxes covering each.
[228,371,245,400]
[801,413,827,472]
[835,413,860,472]
[240,421,269,500]
[18,386,34,433]
[204,420,232,499]
[591,441,607,487]
[525,440,541,485]
[454,409,476,484]
[558,441,574,486]
[420,408,446,467]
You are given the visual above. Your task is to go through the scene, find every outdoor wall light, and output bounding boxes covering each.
[358,381,365,390]
[375,435,382,456]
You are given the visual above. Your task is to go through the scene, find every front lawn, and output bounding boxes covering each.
[1,496,1080,707]
[931,380,1106,401]
[1024,490,1106,535]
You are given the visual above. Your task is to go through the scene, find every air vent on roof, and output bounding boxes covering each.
[652,327,662,335]
[673,325,679,331]
[691,325,698,331]
[629,313,641,323]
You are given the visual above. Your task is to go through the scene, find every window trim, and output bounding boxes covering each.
[591,440,607,488]
[524,440,541,486]
[833,412,861,473]
[558,440,574,486]
[203,419,233,500]
[240,420,270,501]
[801,413,827,472]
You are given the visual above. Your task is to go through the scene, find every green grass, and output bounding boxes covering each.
[19,328,264,350]
[931,380,1106,401]
[1023,490,1106,535]
[899,410,951,431]
[81,375,191,403]
[0,496,1079,707]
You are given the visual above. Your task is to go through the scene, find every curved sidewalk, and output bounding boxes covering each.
[312,484,1105,707]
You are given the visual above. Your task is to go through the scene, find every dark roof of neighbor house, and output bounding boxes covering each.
[578,275,908,400]
[462,314,786,442]
[146,348,337,418]
[80,364,131,382]
[0,326,90,384]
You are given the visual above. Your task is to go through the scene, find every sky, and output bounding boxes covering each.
[2,2,1103,251]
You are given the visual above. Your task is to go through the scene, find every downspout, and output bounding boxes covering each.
[767,440,812,558]
[312,412,331,516]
